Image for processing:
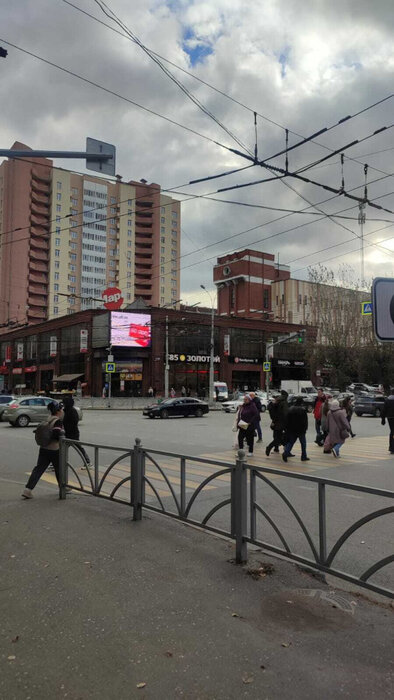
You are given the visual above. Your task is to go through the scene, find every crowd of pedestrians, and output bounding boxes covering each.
[233,389,365,462]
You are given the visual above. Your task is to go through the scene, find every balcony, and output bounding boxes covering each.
[28,259,47,273]
[31,202,49,218]
[28,295,48,308]
[30,237,48,252]
[135,221,152,229]
[29,273,48,285]
[31,179,50,196]
[32,169,50,184]
[31,190,49,207]
[29,248,48,263]
[27,308,47,320]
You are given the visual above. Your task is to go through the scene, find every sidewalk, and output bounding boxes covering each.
[1,478,393,699]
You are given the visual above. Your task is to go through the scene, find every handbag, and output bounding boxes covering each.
[238,420,249,430]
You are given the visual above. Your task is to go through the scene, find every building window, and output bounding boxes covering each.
[161,217,165,223]
[54,283,59,291]
[56,216,61,223]
[111,196,116,204]
[161,266,165,274]
[127,282,131,289]
[161,257,165,263]
[54,307,58,314]
[128,199,132,206]
[54,272,59,280]
[55,238,60,246]
[71,198,77,206]
[161,286,165,294]
[276,296,279,305]
[161,207,165,214]
[70,253,77,261]
[56,227,60,235]
[71,232,78,239]
[161,297,165,305]
[111,207,116,214]
[69,298,75,306]
[161,237,165,243]
[161,227,165,234]
[55,262,60,269]
[70,242,77,250]
[72,187,78,195]
[127,219,132,226]
[127,230,132,237]
[161,247,165,254]
[127,293,131,301]
[56,205,61,212]
[57,181,62,190]
[55,249,60,257]
[127,241,132,247]
[56,193,61,201]
[54,295,58,302]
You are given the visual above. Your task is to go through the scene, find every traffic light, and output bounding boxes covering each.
[0,47,7,58]
[297,330,306,343]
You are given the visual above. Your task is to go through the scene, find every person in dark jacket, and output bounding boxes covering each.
[249,392,263,442]
[62,396,90,465]
[381,392,394,454]
[266,393,288,456]
[22,401,65,499]
[236,394,259,457]
[282,396,309,462]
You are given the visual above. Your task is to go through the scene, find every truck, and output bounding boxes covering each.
[280,380,317,396]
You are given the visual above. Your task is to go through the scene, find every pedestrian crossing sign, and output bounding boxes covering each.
[361,302,373,315]
[263,362,271,371]
[105,362,116,373]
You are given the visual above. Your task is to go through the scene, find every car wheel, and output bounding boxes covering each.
[160,409,169,419]
[261,405,266,413]
[149,414,155,419]
[355,412,362,417]
[374,407,381,417]
[195,408,203,417]
[15,415,30,427]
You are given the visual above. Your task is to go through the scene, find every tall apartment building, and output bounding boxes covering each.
[0,142,180,326]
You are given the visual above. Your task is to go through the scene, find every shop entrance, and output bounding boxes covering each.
[231,370,261,392]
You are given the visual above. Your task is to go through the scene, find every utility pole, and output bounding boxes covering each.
[107,346,113,409]
[200,285,215,405]
[164,315,169,399]
[358,201,366,288]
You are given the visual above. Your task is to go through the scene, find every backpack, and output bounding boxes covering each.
[34,418,57,447]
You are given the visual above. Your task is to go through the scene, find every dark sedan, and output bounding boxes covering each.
[287,393,314,413]
[143,397,210,419]
[354,394,386,417]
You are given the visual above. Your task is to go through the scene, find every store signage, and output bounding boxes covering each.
[272,359,306,368]
[5,346,11,363]
[25,366,37,373]
[50,336,57,357]
[12,367,23,375]
[16,343,24,361]
[102,286,124,311]
[168,353,220,363]
[223,334,230,356]
[229,356,262,365]
[80,329,88,353]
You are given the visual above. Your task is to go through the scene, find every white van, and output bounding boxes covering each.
[214,382,228,401]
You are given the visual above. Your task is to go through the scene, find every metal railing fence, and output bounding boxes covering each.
[59,437,394,599]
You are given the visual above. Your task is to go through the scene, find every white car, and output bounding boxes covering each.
[221,394,268,414]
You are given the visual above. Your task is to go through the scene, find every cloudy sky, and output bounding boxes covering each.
[0,0,393,305]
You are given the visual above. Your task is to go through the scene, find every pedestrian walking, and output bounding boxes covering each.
[236,394,259,457]
[266,392,288,456]
[313,388,326,445]
[170,387,176,398]
[62,396,90,465]
[22,401,65,499]
[148,386,154,399]
[282,396,309,462]
[326,399,351,458]
[341,395,356,438]
[249,391,263,442]
[181,385,186,397]
[186,386,191,397]
[381,390,394,454]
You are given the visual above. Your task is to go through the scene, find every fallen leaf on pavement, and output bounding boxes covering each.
[242,674,254,684]
[281,642,291,648]
[11,636,19,643]
[164,651,173,658]
[260,664,266,670]
[7,655,16,660]
[231,612,239,617]
[136,682,146,689]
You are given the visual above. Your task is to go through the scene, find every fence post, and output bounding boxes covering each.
[59,436,67,500]
[233,449,248,564]
[318,482,327,564]
[132,437,143,521]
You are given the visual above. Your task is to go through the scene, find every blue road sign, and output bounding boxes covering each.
[361,302,373,316]
[105,362,116,373]
[263,362,271,371]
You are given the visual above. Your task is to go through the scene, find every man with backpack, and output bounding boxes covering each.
[22,401,65,499]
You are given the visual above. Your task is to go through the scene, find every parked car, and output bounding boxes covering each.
[143,397,209,419]
[287,394,314,412]
[347,383,375,394]
[0,395,15,420]
[354,394,386,417]
[3,396,82,427]
[221,394,268,414]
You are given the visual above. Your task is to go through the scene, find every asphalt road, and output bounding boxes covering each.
[1,409,393,595]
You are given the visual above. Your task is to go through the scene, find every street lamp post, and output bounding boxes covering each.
[200,285,215,405]
[162,299,182,399]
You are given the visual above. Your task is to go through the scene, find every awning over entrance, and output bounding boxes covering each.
[53,374,83,382]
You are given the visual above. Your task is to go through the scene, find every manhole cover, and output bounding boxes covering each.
[260,589,357,631]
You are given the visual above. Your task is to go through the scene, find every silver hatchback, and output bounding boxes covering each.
[3,396,82,427]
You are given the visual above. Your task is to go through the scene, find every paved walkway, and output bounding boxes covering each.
[1,476,393,699]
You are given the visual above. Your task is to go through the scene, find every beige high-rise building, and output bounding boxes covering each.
[0,142,181,327]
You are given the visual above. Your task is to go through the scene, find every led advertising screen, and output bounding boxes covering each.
[110,312,151,348]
